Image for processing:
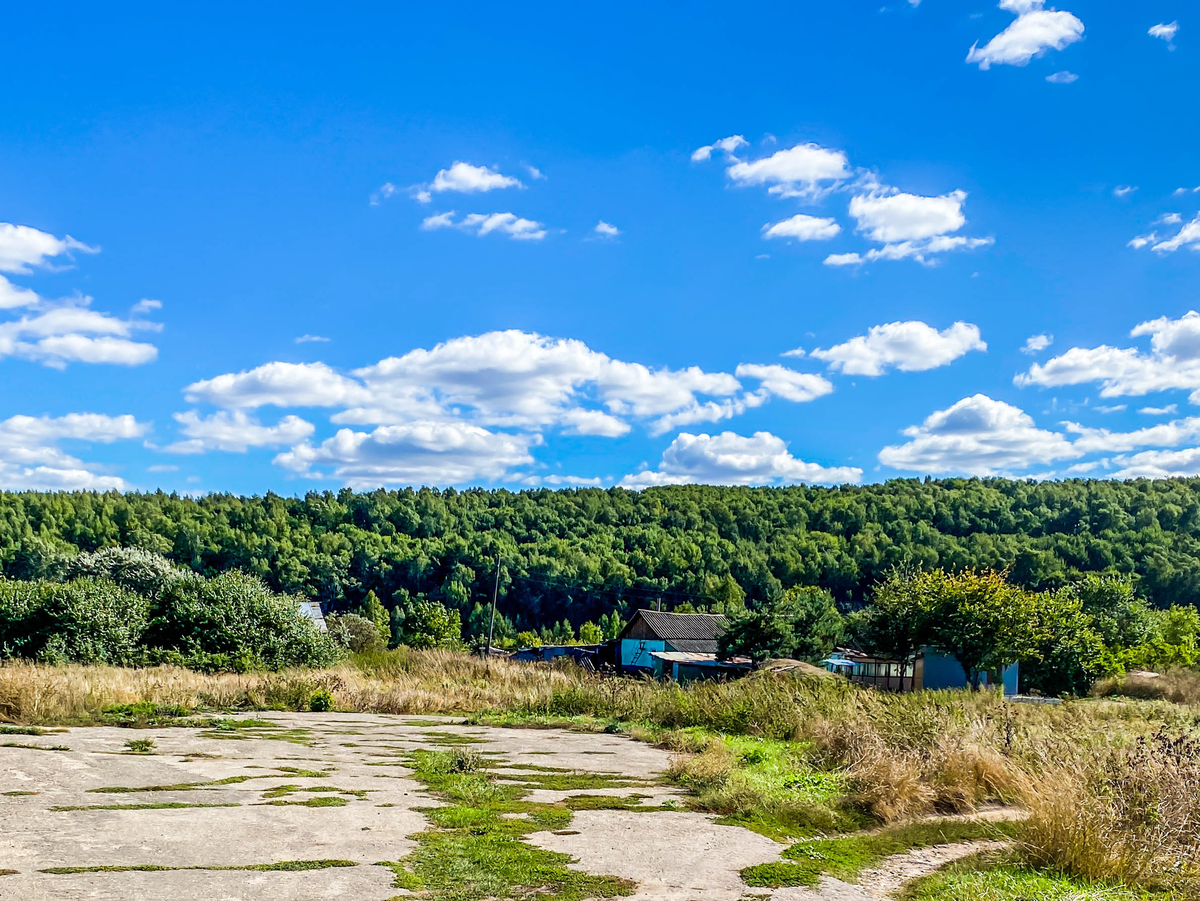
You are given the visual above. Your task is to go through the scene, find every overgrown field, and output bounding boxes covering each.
[2,652,1198,896]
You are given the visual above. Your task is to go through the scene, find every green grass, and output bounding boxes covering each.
[423,730,486,746]
[1,742,71,751]
[901,858,1182,901]
[741,820,1024,888]
[378,748,639,901]
[41,859,357,875]
[0,725,52,735]
[123,738,156,754]
[3,790,38,797]
[88,775,255,793]
[258,796,349,808]
[562,794,678,812]
[52,802,241,812]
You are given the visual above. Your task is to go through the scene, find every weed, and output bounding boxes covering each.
[123,738,156,754]
[741,820,1023,888]
[52,802,240,811]
[1,742,70,751]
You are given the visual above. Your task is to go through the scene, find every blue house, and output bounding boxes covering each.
[616,609,727,673]
[825,647,1018,694]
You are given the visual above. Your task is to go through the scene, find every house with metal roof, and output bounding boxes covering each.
[615,608,727,673]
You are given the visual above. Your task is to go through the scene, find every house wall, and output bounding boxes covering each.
[921,652,981,690]
[621,638,665,670]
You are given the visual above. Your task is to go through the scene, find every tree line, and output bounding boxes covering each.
[3,478,1200,643]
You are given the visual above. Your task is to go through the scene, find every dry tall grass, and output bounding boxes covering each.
[1021,730,1200,892]
[0,651,578,724]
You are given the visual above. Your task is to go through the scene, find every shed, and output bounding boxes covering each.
[649,650,750,683]
[297,600,327,633]
[616,609,727,673]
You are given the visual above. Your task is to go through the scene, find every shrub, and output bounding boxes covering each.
[146,570,340,670]
[309,689,334,712]
[327,613,386,654]
[0,578,149,665]
[63,547,196,599]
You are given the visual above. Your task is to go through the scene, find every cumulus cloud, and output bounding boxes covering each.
[422,211,547,241]
[1022,334,1053,354]
[0,222,160,368]
[274,422,538,488]
[620,431,861,488]
[966,0,1084,70]
[296,334,331,344]
[166,411,316,454]
[725,143,853,200]
[762,214,841,242]
[1140,404,1178,416]
[0,413,147,490]
[1111,447,1200,479]
[182,330,841,484]
[1113,185,1138,199]
[810,321,986,376]
[1046,70,1078,83]
[879,394,1078,475]
[403,162,523,204]
[594,221,621,238]
[827,190,991,266]
[1016,311,1200,401]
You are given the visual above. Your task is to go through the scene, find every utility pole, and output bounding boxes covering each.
[485,558,500,658]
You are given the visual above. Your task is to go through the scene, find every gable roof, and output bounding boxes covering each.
[619,609,728,642]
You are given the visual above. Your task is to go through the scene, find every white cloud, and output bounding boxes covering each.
[1158,213,1184,226]
[725,143,852,199]
[1046,70,1078,83]
[526,165,545,180]
[1016,311,1200,402]
[0,223,160,368]
[530,474,605,487]
[0,299,160,368]
[966,0,1084,70]
[762,214,841,242]
[691,135,749,162]
[421,162,522,201]
[1111,447,1200,479]
[620,431,861,488]
[879,394,1078,475]
[733,364,835,402]
[1113,185,1137,198]
[594,221,621,238]
[0,222,97,275]
[422,211,547,241]
[849,190,967,242]
[1137,214,1200,254]
[274,421,538,488]
[1065,416,1200,454]
[1022,333,1053,354]
[1173,187,1200,197]
[810,321,986,376]
[1149,21,1178,48]
[0,413,147,490]
[185,362,369,409]
[167,411,315,454]
[1139,404,1178,416]
[1095,405,1127,413]
[296,334,331,344]
[828,190,991,266]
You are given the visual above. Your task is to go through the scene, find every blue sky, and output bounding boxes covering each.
[2,1,1198,494]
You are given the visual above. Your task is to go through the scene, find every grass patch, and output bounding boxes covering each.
[88,775,254,793]
[901,856,1180,901]
[41,859,357,874]
[0,725,51,735]
[423,730,486,746]
[562,794,677,812]
[123,738,156,754]
[379,748,637,901]
[741,820,1023,888]
[52,802,241,811]
[258,796,349,808]
[1,742,70,751]
[3,790,38,796]
[0,869,17,876]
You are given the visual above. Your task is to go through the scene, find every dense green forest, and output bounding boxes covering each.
[3,478,1200,638]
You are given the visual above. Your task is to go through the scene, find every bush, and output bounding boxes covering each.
[327,613,387,654]
[146,570,340,670]
[309,689,334,712]
[63,547,196,599]
[1093,669,1200,705]
[0,577,149,665]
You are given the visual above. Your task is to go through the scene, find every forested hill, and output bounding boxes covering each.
[3,479,1200,630]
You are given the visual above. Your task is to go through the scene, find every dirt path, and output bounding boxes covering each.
[1,712,1009,901]
[855,839,1010,898]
